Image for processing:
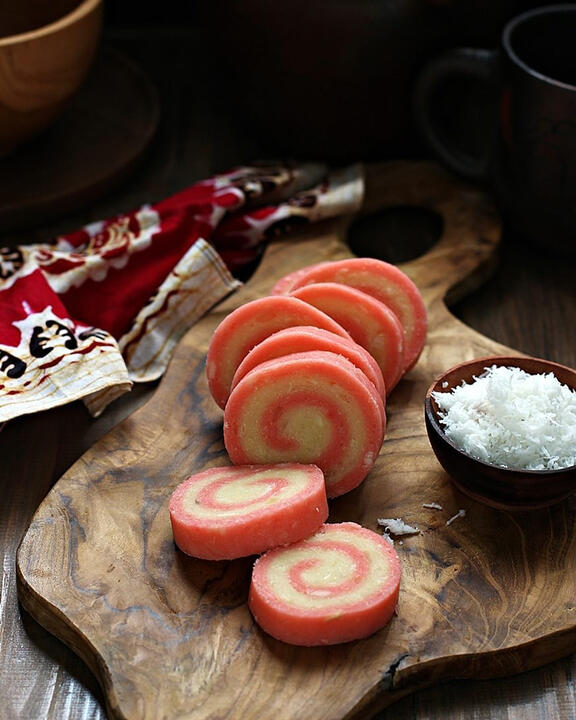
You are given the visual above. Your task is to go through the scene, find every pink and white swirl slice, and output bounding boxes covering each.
[224,351,385,498]
[249,522,402,646]
[206,295,350,409]
[169,464,328,560]
[280,257,427,371]
[231,325,385,399]
[289,282,405,393]
[269,262,331,295]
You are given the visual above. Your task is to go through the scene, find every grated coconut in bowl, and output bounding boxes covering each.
[432,365,576,471]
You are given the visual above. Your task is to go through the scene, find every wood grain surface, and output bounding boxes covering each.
[14,161,576,720]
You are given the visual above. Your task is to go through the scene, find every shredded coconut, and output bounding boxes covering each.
[422,502,443,510]
[446,509,466,526]
[432,365,576,470]
[377,518,420,537]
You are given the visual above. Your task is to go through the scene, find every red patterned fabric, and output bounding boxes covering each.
[0,162,363,423]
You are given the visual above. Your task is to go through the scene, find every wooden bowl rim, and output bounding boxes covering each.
[0,0,101,48]
[425,355,576,478]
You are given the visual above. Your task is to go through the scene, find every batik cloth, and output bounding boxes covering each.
[0,162,363,423]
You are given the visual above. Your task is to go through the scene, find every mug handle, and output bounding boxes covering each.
[414,48,499,180]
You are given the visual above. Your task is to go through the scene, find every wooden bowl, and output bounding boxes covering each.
[425,356,576,510]
[0,0,102,156]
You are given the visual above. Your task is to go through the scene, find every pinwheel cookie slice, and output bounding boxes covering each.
[249,522,402,646]
[290,282,405,393]
[286,257,427,371]
[206,296,350,409]
[169,464,328,560]
[224,351,385,498]
[270,262,331,295]
[231,326,386,400]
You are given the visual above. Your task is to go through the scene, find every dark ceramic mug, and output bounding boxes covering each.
[415,4,576,254]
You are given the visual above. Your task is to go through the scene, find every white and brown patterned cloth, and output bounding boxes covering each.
[0,162,364,424]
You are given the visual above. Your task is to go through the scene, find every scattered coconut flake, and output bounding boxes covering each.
[432,365,576,470]
[446,509,466,526]
[382,533,395,546]
[377,518,420,536]
[422,502,443,510]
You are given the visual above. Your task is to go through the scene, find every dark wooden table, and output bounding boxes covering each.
[1,25,576,720]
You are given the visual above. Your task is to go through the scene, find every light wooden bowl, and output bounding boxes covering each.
[0,0,102,156]
[425,356,576,510]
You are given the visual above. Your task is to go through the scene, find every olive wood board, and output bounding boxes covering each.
[16,162,576,720]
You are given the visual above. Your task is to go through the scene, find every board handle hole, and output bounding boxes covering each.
[348,206,443,264]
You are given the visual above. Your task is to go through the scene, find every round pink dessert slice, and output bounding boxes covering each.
[169,464,328,560]
[249,522,402,646]
[290,283,405,393]
[270,262,331,295]
[224,351,385,498]
[206,295,350,409]
[287,258,427,371]
[231,325,386,399]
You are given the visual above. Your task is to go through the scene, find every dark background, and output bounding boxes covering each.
[100,0,551,163]
[2,3,576,720]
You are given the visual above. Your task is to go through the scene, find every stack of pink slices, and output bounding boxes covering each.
[169,257,426,645]
[208,257,427,495]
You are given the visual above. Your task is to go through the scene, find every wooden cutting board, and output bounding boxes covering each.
[16,162,576,720]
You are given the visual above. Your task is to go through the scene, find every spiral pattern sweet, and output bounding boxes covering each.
[270,262,331,295]
[249,522,402,646]
[231,325,386,399]
[290,282,405,393]
[280,257,427,371]
[224,351,385,497]
[206,295,350,409]
[169,464,328,560]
